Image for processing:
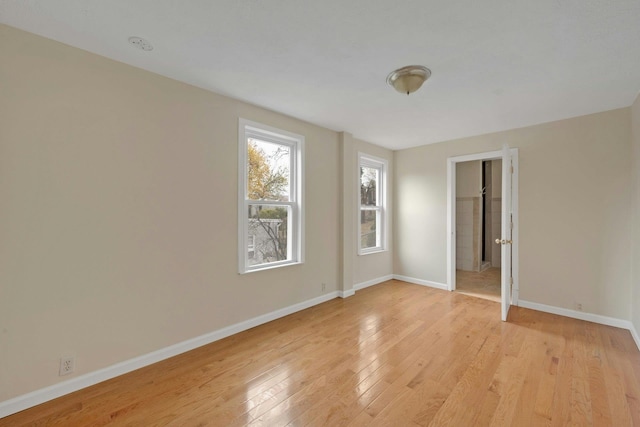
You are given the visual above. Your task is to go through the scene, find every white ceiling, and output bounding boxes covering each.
[2,1,640,150]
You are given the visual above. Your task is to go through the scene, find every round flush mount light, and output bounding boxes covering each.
[387,65,431,95]
[128,36,154,51]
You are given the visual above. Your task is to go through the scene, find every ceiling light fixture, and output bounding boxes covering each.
[387,65,431,95]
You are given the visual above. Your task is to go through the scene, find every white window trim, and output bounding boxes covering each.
[238,119,304,274]
[248,235,255,254]
[358,152,388,255]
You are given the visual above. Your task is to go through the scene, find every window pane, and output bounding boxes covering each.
[247,138,290,202]
[360,209,378,249]
[360,166,378,206]
[248,204,290,266]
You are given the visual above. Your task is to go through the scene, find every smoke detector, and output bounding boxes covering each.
[128,36,154,51]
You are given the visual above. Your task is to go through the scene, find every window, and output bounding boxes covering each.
[238,119,304,273]
[358,153,387,254]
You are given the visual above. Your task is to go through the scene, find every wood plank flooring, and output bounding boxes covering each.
[456,268,501,302]
[2,280,640,426]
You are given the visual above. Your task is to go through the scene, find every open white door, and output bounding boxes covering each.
[500,144,513,321]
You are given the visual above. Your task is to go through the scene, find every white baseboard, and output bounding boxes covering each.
[631,322,640,351]
[354,275,394,291]
[338,289,355,298]
[0,291,340,418]
[393,275,448,291]
[339,274,394,298]
[518,300,640,351]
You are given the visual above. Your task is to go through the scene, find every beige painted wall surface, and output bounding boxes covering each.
[0,24,342,401]
[490,160,503,267]
[491,160,502,199]
[456,161,481,198]
[395,108,632,319]
[456,161,481,271]
[632,93,640,333]
[343,135,394,287]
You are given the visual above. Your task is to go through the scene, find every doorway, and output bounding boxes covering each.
[446,147,519,321]
[454,159,502,302]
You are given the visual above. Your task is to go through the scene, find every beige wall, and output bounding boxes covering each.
[456,161,481,271]
[491,160,502,199]
[341,133,394,289]
[0,24,349,401]
[456,161,481,198]
[490,160,502,267]
[395,108,633,318]
[632,93,640,333]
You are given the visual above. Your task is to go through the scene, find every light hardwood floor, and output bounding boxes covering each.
[3,280,640,426]
[456,268,501,302]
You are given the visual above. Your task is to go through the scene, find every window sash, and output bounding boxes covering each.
[245,202,295,269]
[246,137,295,202]
[360,206,381,250]
[360,165,380,207]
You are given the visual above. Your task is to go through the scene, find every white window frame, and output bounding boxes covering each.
[238,118,304,273]
[247,235,256,257]
[358,153,387,255]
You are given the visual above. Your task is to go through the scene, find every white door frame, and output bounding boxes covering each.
[446,149,519,308]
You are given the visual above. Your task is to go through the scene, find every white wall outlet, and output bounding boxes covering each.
[575,302,583,311]
[321,283,326,291]
[59,356,75,376]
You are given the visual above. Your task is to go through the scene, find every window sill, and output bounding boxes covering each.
[358,248,388,256]
[240,260,303,274]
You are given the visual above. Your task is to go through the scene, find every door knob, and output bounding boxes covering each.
[495,238,501,245]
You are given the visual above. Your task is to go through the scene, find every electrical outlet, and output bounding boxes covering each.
[321,283,326,292]
[59,356,75,376]
[575,302,583,311]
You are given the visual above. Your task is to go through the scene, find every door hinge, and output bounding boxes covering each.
[510,277,513,285]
